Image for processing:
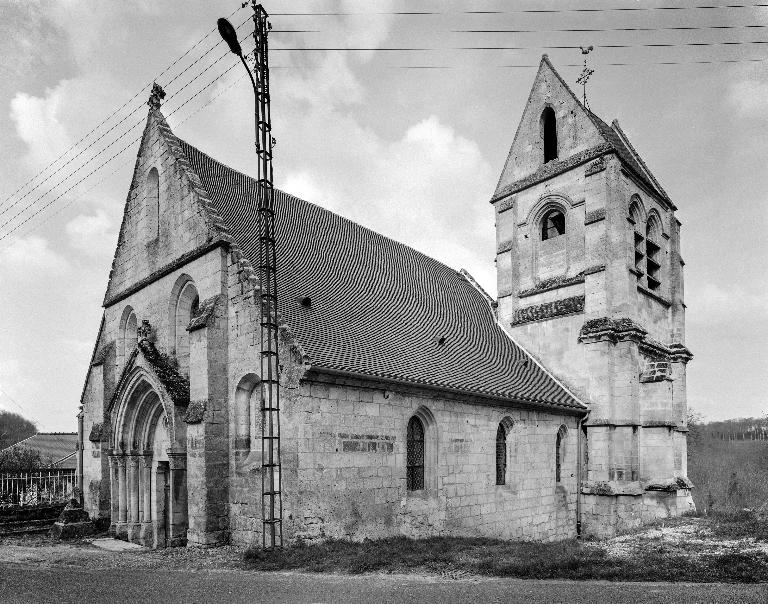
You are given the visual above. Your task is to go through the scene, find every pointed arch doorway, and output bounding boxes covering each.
[109,370,188,548]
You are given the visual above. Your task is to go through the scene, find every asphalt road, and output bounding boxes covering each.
[1,563,767,604]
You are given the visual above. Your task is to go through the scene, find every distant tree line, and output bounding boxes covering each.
[0,411,37,450]
[689,415,768,442]
[0,411,43,473]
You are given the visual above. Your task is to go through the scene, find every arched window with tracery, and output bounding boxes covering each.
[146,168,160,240]
[496,423,508,485]
[645,214,663,291]
[542,107,558,163]
[541,209,566,241]
[556,425,568,483]
[406,416,425,491]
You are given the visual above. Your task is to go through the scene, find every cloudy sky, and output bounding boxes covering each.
[0,0,766,430]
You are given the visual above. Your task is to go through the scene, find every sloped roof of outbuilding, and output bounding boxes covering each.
[174,138,584,413]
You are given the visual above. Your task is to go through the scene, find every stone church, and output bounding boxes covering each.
[78,56,693,548]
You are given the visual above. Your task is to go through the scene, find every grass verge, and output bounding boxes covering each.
[244,532,768,582]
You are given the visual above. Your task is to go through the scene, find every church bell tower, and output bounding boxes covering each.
[492,56,694,536]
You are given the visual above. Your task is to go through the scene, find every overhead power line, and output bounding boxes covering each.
[454,24,768,33]
[0,17,252,228]
[272,2,768,14]
[0,49,254,248]
[269,39,768,50]
[0,7,247,216]
[0,68,253,255]
[391,57,768,68]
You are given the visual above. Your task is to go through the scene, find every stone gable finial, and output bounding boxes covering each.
[148,82,166,110]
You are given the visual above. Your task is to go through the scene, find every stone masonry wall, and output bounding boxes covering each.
[227,365,581,545]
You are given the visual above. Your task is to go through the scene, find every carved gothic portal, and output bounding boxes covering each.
[109,372,187,547]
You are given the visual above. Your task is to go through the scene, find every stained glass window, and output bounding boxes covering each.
[406,416,425,491]
[496,424,507,485]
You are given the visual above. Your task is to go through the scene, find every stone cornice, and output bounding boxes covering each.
[579,317,693,364]
[512,295,585,325]
[637,285,672,308]
[490,144,613,205]
[103,240,228,308]
[669,343,694,363]
[579,317,647,344]
[517,265,605,298]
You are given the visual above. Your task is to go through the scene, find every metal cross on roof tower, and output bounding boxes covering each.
[576,45,595,110]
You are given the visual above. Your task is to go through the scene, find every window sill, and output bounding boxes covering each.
[637,285,672,308]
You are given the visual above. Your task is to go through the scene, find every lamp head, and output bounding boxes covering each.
[217,18,243,56]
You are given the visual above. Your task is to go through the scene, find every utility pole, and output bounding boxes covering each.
[218,1,282,550]
[250,1,283,552]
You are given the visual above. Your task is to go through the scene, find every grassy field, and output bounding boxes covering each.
[243,513,768,582]
[688,423,768,513]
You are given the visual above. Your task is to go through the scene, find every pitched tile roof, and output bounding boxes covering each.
[585,111,672,204]
[4,433,78,469]
[176,139,585,412]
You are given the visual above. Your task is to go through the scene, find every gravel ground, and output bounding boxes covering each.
[596,517,768,559]
[0,533,247,570]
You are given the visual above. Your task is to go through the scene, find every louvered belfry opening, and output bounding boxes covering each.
[406,416,425,491]
[496,424,507,485]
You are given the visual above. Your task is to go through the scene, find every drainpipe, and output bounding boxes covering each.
[77,405,84,503]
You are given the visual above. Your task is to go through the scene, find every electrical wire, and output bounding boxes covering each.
[0,68,255,254]
[454,24,768,33]
[271,3,768,15]
[390,57,768,68]
[0,7,247,216]
[0,49,255,247]
[269,40,768,50]
[0,18,252,227]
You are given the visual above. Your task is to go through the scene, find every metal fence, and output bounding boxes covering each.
[0,469,76,506]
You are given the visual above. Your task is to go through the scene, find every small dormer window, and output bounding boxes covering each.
[541,209,565,241]
[542,107,558,163]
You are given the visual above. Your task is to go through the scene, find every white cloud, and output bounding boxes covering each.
[688,282,768,323]
[0,235,69,282]
[9,86,71,170]
[729,77,768,118]
[65,209,115,257]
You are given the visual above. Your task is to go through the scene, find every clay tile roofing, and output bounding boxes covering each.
[585,111,671,204]
[176,139,585,412]
[4,433,78,469]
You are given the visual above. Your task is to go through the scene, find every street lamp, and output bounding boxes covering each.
[217,18,257,94]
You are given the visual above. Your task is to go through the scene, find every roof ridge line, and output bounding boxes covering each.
[459,269,494,307]
[457,267,587,411]
[154,114,235,239]
[177,138,466,279]
[610,119,671,201]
